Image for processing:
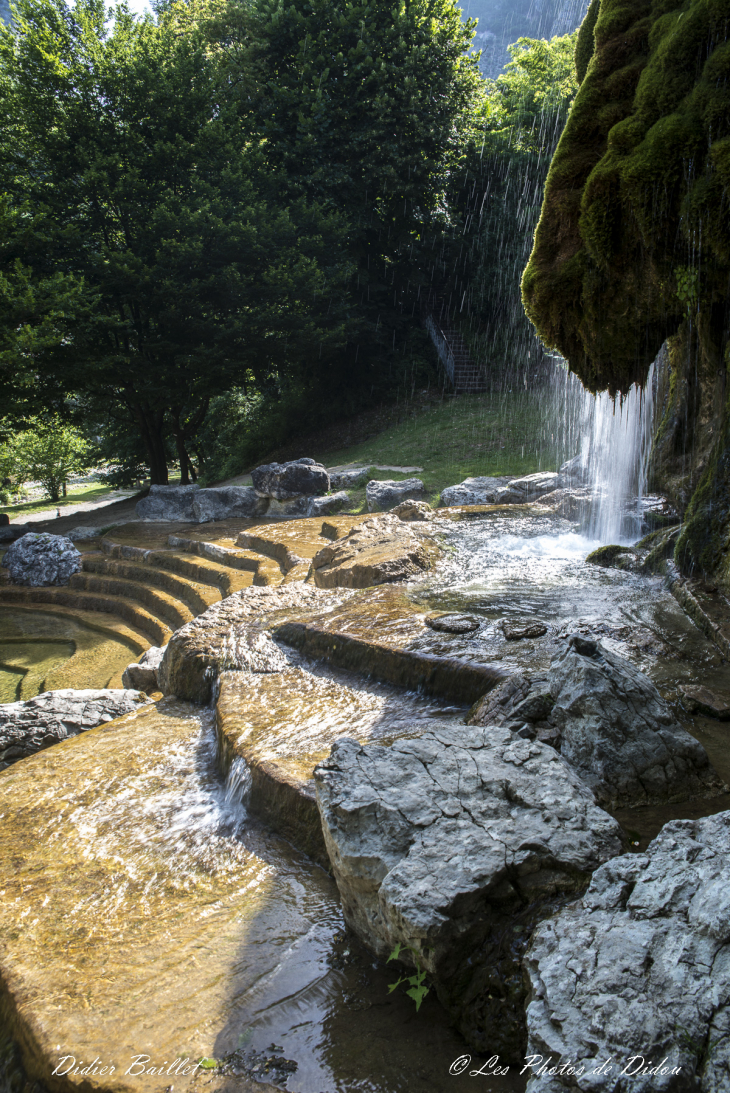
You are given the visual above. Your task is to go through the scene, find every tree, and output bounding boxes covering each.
[0,0,355,482]
[6,417,93,501]
[432,32,578,377]
[209,0,484,390]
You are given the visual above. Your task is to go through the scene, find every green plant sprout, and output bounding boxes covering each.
[387,942,430,1011]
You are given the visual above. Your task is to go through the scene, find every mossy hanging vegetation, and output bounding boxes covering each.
[521,0,730,397]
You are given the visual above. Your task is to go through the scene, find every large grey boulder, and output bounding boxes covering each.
[192,486,268,523]
[65,526,102,541]
[2,532,81,586]
[524,812,730,1093]
[366,477,426,512]
[328,467,371,490]
[135,484,199,521]
[315,725,624,1060]
[311,514,439,588]
[306,491,351,517]
[121,645,167,692]
[0,688,151,770]
[495,471,562,504]
[439,476,512,507]
[549,635,720,808]
[252,459,329,501]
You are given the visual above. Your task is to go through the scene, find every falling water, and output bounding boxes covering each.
[548,356,658,545]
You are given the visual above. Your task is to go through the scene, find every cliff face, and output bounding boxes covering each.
[521,0,730,579]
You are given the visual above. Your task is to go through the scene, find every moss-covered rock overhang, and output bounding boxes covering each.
[521,0,730,396]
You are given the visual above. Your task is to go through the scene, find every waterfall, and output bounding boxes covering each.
[549,357,658,545]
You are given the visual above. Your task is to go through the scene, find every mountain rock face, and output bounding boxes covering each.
[522,0,730,581]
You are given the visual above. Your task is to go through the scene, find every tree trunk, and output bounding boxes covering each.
[171,401,209,487]
[133,404,168,485]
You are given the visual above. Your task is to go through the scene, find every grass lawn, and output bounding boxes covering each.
[2,484,115,519]
[316,389,562,505]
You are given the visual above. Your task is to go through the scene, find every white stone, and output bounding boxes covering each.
[2,532,81,586]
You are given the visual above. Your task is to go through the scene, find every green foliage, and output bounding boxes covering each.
[3,417,93,502]
[675,266,699,313]
[0,0,356,482]
[386,943,430,1012]
[438,32,578,377]
[574,0,599,84]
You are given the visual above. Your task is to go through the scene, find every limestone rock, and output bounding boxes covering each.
[252,459,329,500]
[122,645,167,693]
[425,613,480,634]
[315,725,624,1060]
[65,526,102,541]
[311,515,439,589]
[328,467,371,489]
[136,485,200,522]
[2,532,81,586]
[158,584,352,702]
[468,673,557,745]
[366,478,426,512]
[524,812,730,1093]
[265,496,311,516]
[549,635,721,807]
[533,487,592,521]
[439,476,512,507]
[558,454,589,484]
[393,499,433,521]
[192,486,268,522]
[495,472,562,504]
[0,688,151,769]
[306,491,351,517]
[501,617,549,641]
[680,684,730,721]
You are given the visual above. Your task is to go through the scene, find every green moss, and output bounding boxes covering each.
[585,543,637,569]
[522,0,730,396]
[575,0,601,84]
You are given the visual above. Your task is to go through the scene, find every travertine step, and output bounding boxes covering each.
[165,535,282,586]
[147,551,257,595]
[0,586,172,646]
[81,555,220,615]
[68,572,194,631]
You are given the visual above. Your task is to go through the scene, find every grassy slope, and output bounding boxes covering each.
[315,389,560,506]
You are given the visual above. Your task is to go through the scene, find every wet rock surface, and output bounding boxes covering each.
[469,672,557,744]
[425,613,480,634]
[122,644,166,693]
[501,618,549,641]
[192,486,268,522]
[680,684,730,721]
[159,584,352,702]
[366,477,426,512]
[0,687,150,768]
[136,484,200,521]
[311,514,440,588]
[524,812,730,1093]
[252,459,329,501]
[550,636,721,808]
[392,499,434,521]
[496,472,562,504]
[3,532,81,586]
[439,476,512,506]
[315,726,624,1061]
